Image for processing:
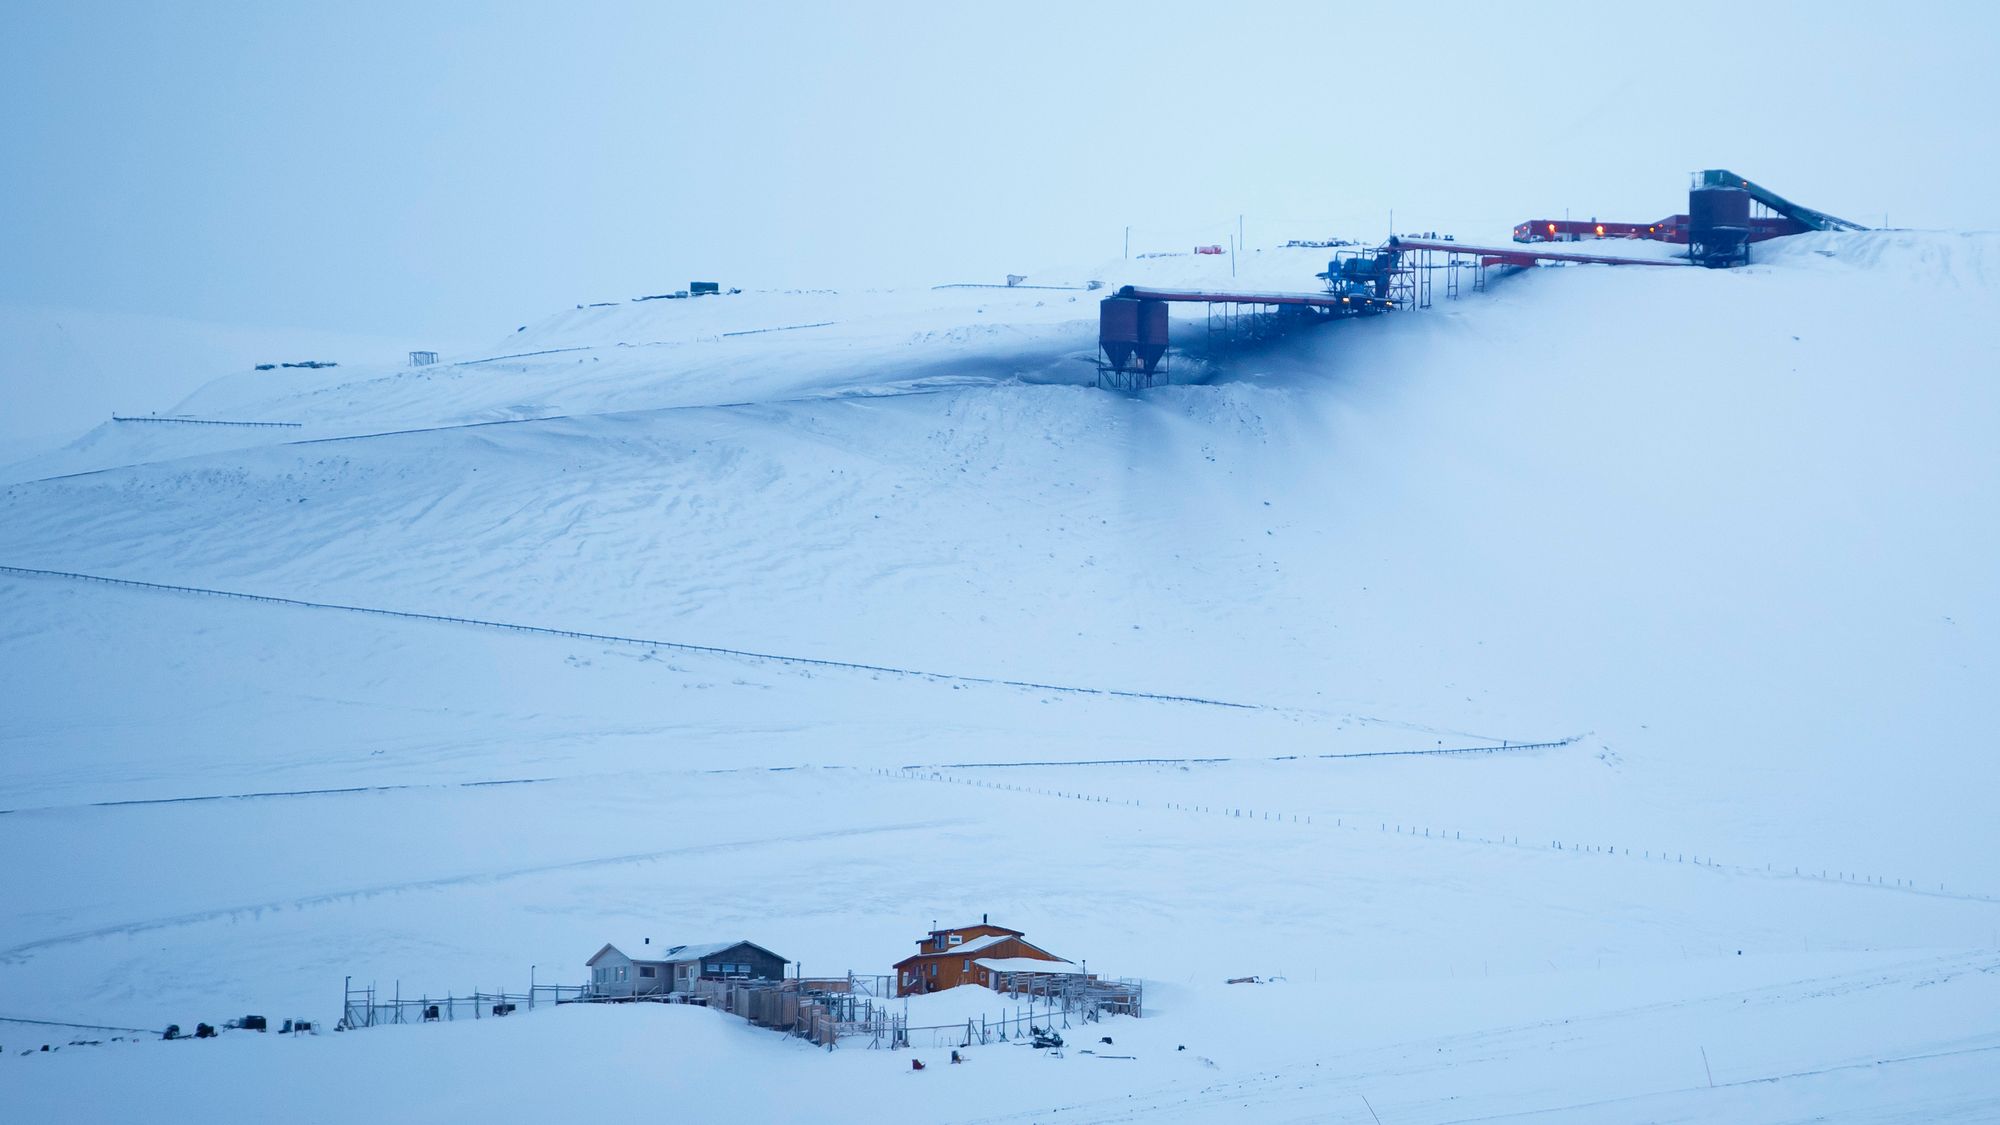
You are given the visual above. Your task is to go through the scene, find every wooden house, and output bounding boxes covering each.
[892,917,1067,996]
[587,938,787,998]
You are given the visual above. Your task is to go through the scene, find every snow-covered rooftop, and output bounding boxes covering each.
[975,956,1080,974]
[931,932,1020,957]
[601,939,777,964]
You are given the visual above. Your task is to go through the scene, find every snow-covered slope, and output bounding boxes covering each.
[0,301,412,465]
[3,231,1997,1121]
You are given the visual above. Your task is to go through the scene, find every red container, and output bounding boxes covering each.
[1099,297,1141,371]
[1136,300,1169,373]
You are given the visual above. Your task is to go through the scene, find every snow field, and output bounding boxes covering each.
[3,230,1999,1119]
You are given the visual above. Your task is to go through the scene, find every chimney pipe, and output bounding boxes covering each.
[982,913,988,924]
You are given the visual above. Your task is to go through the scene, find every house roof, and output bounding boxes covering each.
[589,942,669,966]
[895,934,1063,968]
[975,956,1081,974]
[590,939,787,967]
[944,932,1022,957]
[926,922,1023,940]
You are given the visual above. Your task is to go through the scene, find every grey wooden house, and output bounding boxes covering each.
[586,938,788,997]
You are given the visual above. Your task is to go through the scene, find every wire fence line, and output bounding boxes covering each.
[902,981,1144,1051]
[17,380,959,487]
[719,321,835,337]
[450,346,595,367]
[0,564,1270,711]
[881,768,2000,908]
[0,775,553,817]
[0,1014,159,1036]
[898,738,1576,771]
[110,416,302,428]
[339,978,588,1030]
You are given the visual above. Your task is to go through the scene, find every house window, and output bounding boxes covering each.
[929,963,937,976]
[948,934,963,946]
[639,966,655,978]
[616,967,627,981]
[706,963,721,973]
[962,959,969,971]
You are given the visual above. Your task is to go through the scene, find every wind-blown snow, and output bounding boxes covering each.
[2,231,1997,1121]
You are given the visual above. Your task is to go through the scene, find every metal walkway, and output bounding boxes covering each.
[1389,237,1692,269]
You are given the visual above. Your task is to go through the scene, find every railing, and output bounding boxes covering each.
[338,979,589,1029]
[336,970,1154,1053]
[691,977,902,1048]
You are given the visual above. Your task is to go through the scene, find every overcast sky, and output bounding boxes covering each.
[4,1,1996,347]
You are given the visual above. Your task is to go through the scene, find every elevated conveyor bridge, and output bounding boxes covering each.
[1697,169,1867,233]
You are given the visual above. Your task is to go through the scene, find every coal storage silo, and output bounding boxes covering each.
[1136,300,1169,374]
[1099,297,1141,371]
[1689,185,1751,268]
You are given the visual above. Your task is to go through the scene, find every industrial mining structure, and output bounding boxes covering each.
[1096,169,1864,390]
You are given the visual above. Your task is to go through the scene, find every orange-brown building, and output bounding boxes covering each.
[892,916,1072,996]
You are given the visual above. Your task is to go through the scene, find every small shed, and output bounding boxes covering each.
[587,938,788,998]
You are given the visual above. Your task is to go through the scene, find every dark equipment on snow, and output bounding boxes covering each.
[242,1015,267,1031]
[423,1005,440,1022]
[1031,1026,1064,1049]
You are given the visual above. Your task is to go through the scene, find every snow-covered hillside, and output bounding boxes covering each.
[3,232,1998,1122]
[0,301,414,464]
